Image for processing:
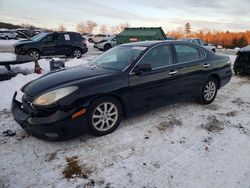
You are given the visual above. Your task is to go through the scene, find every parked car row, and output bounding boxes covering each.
[0,29,18,40]
[0,28,43,40]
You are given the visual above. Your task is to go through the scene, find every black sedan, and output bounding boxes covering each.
[14,32,88,59]
[234,46,250,75]
[12,41,232,140]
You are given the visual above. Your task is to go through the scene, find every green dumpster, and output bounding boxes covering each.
[116,27,166,44]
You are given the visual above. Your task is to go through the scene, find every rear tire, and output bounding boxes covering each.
[73,48,83,58]
[87,97,122,136]
[198,77,218,105]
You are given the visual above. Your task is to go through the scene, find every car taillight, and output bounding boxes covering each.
[82,39,87,46]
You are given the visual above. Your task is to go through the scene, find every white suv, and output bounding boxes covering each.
[89,34,111,43]
[96,35,117,51]
[0,30,18,40]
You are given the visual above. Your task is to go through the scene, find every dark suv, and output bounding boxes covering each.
[14,32,88,59]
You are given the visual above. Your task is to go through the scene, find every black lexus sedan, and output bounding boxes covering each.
[12,41,232,140]
[14,32,88,59]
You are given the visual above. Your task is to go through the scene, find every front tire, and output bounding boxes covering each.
[88,38,93,43]
[104,44,112,51]
[5,36,9,40]
[198,77,218,105]
[87,97,122,136]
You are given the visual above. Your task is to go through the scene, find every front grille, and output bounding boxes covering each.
[22,94,35,114]
[24,94,34,102]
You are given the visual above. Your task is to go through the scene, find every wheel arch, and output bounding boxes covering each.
[28,48,41,55]
[208,74,221,89]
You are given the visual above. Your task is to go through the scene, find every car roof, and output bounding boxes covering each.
[120,40,196,47]
[239,45,250,53]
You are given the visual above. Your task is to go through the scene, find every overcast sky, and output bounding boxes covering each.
[0,0,249,32]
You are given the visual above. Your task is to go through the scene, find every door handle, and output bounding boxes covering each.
[204,63,211,68]
[169,70,178,75]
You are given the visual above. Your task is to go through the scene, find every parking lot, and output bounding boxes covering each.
[0,41,250,188]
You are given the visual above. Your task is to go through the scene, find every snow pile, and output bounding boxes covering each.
[0,75,250,188]
[0,39,18,46]
[0,53,16,61]
[0,74,40,110]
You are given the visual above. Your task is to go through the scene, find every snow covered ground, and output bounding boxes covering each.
[0,43,250,188]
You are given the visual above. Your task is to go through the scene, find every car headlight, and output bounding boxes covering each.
[33,86,78,106]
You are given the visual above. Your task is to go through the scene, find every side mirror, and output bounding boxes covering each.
[134,64,152,75]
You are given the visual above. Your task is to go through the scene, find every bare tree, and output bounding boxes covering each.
[110,26,118,34]
[85,20,97,33]
[58,24,66,32]
[76,23,86,34]
[115,22,130,34]
[99,25,109,34]
[185,22,191,37]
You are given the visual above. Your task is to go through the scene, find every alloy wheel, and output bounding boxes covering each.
[204,81,216,101]
[29,51,40,60]
[92,102,118,132]
[73,49,82,58]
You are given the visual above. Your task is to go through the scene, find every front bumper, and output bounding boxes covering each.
[93,43,99,48]
[11,92,88,140]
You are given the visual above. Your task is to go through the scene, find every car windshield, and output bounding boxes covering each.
[88,46,146,71]
[31,33,49,41]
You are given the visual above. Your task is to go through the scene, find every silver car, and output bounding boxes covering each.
[181,38,216,53]
[0,30,18,40]
[96,35,117,51]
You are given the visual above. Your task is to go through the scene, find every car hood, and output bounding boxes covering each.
[14,40,35,46]
[22,65,116,97]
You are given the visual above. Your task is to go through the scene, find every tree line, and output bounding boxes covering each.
[168,22,249,48]
[1,21,249,48]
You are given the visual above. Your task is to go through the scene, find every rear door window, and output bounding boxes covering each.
[138,45,173,69]
[71,33,83,41]
[192,39,200,45]
[174,44,201,63]
[57,33,65,42]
